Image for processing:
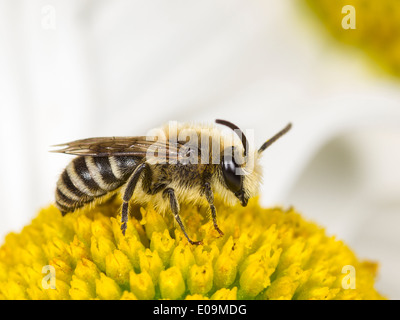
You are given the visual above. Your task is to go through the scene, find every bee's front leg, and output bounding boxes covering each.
[163,188,203,245]
[203,182,224,237]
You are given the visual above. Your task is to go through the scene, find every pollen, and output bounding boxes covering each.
[0,197,385,299]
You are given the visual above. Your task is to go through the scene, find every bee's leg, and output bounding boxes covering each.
[121,162,148,235]
[203,182,224,237]
[163,188,203,245]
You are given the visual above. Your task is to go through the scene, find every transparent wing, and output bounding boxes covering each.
[51,136,185,159]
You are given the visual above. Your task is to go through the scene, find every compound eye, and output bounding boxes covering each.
[221,152,241,193]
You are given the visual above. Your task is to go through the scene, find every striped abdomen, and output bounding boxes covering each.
[55,155,140,215]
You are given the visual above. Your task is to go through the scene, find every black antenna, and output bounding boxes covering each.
[258,123,292,154]
[215,119,249,157]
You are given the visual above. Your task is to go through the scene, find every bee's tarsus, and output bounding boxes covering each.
[189,239,203,246]
[216,228,224,237]
[120,202,129,236]
[203,182,224,238]
[163,187,201,245]
[121,223,127,236]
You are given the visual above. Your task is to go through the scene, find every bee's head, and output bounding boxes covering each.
[216,119,292,207]
[220,146,249,206]
[216,119,258,207]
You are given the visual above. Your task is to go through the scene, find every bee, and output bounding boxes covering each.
[52,119,291,245]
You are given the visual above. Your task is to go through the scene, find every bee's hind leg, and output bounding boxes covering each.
[203,182,224,237]
[121,162,148,235]
[163,188,203,245]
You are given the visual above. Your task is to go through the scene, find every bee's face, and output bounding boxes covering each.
[216,120,291,208]
[220,147,249,207]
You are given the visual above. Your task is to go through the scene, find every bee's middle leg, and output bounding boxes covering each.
[203,182,224,237]
[163,187,203,245]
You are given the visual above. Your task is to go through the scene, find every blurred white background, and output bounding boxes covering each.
[0,0,399,298]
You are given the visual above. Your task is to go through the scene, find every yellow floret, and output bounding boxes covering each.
[0,196,384,299]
